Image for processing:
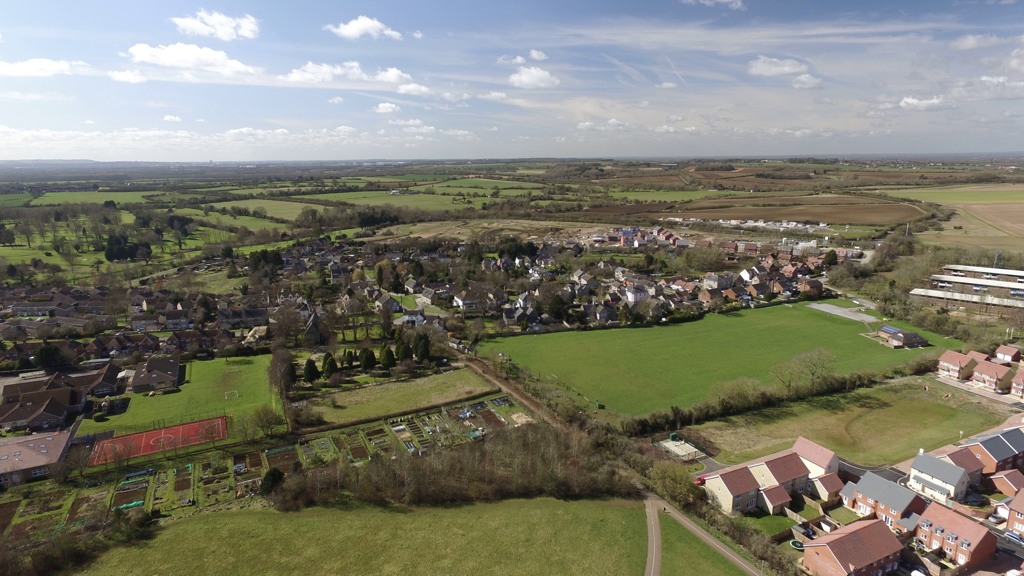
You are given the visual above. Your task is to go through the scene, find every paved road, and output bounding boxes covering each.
[646,492,762,576]
[644,497,662,576]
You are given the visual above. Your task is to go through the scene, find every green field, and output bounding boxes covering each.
[660,513,749,576]
[78,356,278,437]
[480,302,960,416]
[81,498,646,576]
[607,190,726,202]
[879,184,1024,204]
[175,208,286,231]
[0,193,31,206]
[211,199,325,221]
[315,190,487,210]
[695,379,1008,466]
[30,191,158,205]
[314,368,497,425]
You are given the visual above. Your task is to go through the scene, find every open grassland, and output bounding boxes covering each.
[175,208,285,231]
[315,190,488,210]
[81,498,646,576]
[480,303,960,416]
[606,190,728,202]
[0,193,31,206]
[694,379,1009,466]
[315,368,497,425]
[878,184,1024,204]
[211,199,324,221]
[30,191,158,205]
[658,193,927,225]
[78,356,277,438]
[371,219,612,243]
[660,513,750,576]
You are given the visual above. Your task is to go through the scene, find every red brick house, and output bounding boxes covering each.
[840,472,927,534]
[937,350,977,380]
[1007,491,1024,535]
[971,360,1014,392]
[990,469,1024,497]
[802,519,902,576]
[964,427,1024,475]
[915,503,997,569]
[1012,372,1024,399]
[940,447,985,487]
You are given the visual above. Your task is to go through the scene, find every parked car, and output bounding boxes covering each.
[694,475,707,486]
[988,513,1004,523]
[1004,531,1024,546]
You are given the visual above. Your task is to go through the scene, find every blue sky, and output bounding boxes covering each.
[1,1,1022,161]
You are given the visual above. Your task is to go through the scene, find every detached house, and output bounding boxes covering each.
[989,469,1024,497]
[937,350,977,380]
[915,503,997,569]
[840,472,927,534]
[940,447,984,487]
[704,467,760,515]
[907,452,968,504]
[1007,491,1024,535]
[802,519,902,576]
[971,360,1014,392]
[1014,372,1024,399]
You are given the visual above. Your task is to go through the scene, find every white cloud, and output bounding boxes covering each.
[442,92,471,102]
[1010,48,1024,74]
[403,125,435,134]
[0,58,87,77]
[108,69,146,83]
[412,31,423,40]
[0,32,3,43]
[374,67,412,83]
[653,125,677,133]
[748,55,808,77]
[389,119,422,126]
[509,66,560,89]
[792,73,822,89]
[397,83,430,95]
[171,10,258,41]
[479,91,507,100]
[0,91,71,102]
[327,96,344,104]
[680,0,745,9]
[950,34,1005,50]
[655,81,677,88]
[954,75,1024,100]
[325,16,401,40]
[898,95,949,111]
[577,119,629,131]
[529,49,548,61]
[127,43,258,76]
[374,102,401,113]
[163,115,182,122]
[443,129,477,141]
[498,55,527,65]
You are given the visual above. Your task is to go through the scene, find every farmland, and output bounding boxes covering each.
[77,356,279,439]
[210,199,324,221]
[658,193,927,226]
[30,191,158,205]
[175,208,286,231]
[480,302,960,416]
[660,513,749,576]
[80,498,648,576]
[694,378,1009,466]
[315,190,488,210]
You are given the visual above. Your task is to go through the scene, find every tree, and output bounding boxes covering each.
[33,343,70,369]
[252,404,285,437]
[379,346,396,371]
[358,348,377,372]
[260,468,285,495]
[269,348,296,394]
[412,331,431,362]
[823,249,839,267]
[303,358,320,383]
[321,352,338,379]
[650,461,701,507]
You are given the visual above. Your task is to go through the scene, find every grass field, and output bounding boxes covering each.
[480,302,960,416]
[0,193,31,207]
[211,199,325,221]
[660,513,749,576]
[78,356,278,438]
[694,378,1010,466]
[30,191,158,205]
[81,498,646,576]
[606,190,726,202]
[315,190,487,210]
[879,184,1024,204]
[175,208,286,232]
[314,368,497,425]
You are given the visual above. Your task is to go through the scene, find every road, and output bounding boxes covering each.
[644,497,661,576]
[645,493,762,576]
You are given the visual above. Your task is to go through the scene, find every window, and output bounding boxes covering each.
[946,534,957,543]
[1016,511,1023,519]
[890,507,897,514]
[867,497,874,504]
[30,467,47,478]
[883,515,893,527]
[958,553,967,564]
[0,474,7,484]
[961,540,971,549]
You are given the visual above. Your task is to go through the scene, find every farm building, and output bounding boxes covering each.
[876,325,928,348]
[911,264,1024,313]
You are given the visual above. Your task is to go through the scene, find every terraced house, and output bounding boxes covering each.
[963,427,1024,475]
[802,519,903,576]
[907,452,969,505]
[915,503,997,569]
[840,472,927,534]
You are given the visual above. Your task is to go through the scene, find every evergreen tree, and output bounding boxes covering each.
[358,348,377,372]
[303,358,320,383]
[321,352,338,378]
[380,346,396,371]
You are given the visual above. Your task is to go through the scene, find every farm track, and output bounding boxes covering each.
[462,356,565,432]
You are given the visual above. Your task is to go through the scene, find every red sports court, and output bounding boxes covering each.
[89,417,228,466]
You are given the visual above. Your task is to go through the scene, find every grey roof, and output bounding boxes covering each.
[852,472,921,513]
[1001,428,1024,453]
[839,481,858,501]
[898,513,921,532]
[911,474,951,496]
[971,435,1017,462]
[911,453,968,487]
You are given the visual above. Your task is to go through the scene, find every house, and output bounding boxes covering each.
[940,447,984,487]
[907,452,968,504]
[797,278,824,298]
[990,468,1024,497]
[840,472,927,534]
[914,503,997,569]
[810,473,846,502]
[159,309,192,331]
[937,350,977,380]
[971,360,1014,392]
[802,519,902,576]
[129,356,182,393]
[996,345,1022,364]
[876,325,929,349]
[1014,372,1024,399]
[1007,491,1024,534]
[0,430,74,487]
[793,436,840,477]
[129,313,159,332]
[453,291,481,313]
[703,467,760,515]
[374,293,402,313]
[217,306,269,329]
[964,427,1024,474]
[0,397,68,432]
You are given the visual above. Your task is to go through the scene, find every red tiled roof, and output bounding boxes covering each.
[967,350,990,363]
[762,485,791,507]
[793,436,836,470]
[997,345,1021,359]
[764,452,810,484]
[942,448,984,475]
[815,473,845,495]
[992,469,1024,492]
[805,520,902,573]
[974,360,1012,379]
[918,502,994,546]
[939,350,974,367]
[711,467,760,495]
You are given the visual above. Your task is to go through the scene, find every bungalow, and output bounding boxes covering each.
[996,345,1022,364]
[840,471,927,534]
[971,360,1014,392]
[915,503,997,569]
[802,519,902,576]
[0,430,74,487]
[907,452,968,504]
[937,350,977,380]
[0,397,68,432]
[129,356,182,394]
[876,325,929,349]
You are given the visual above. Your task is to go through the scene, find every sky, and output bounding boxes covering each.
[1,1,1023,161]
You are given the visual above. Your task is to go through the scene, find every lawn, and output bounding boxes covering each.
[78,356,278,438]
[314,368,498,425]
[694,378,1009,466]
[81,498,646,576]
[30,191,158,205]
[315,190,488,210]
[607,190,727,202]
[660,513,749,576]
[479,302,961,416]
[175,208,286,231]
[736,513,797,536]
[211,199,325,221]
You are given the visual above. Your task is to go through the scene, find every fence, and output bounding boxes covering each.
[106,408,227,437]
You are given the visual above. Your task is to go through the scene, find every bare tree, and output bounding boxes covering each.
[252,404,285,437]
